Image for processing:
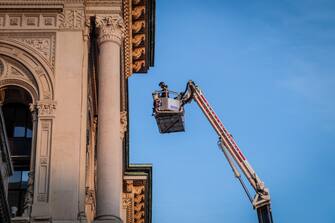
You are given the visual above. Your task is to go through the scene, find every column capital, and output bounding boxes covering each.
[30,100,57,117]
[95,15,126,46]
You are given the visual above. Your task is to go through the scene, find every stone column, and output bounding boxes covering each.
[94,15,125,223]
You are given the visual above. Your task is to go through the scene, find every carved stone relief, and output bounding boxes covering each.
[0,58,4,75]
[0,33,56,218]
[0,10,85,31]
[123,179,147,223]
[59,9,84,30]
[0,32,56,71]
[36,100,56,116]
[0,55,39,97]
[0,13,58,30]
[16,38,50,59]
[95,15,125,45]
[0,40,54,100]
[123,0,150,77]
[120,111,128,140]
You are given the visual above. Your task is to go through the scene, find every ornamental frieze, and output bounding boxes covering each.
[0,13,58,29]
[0,10,84,31]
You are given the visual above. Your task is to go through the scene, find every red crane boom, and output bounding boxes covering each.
[152,81,274,223]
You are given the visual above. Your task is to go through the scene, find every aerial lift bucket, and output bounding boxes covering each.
[153,92,185,133]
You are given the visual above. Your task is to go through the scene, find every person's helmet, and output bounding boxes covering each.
[159,82,168,89]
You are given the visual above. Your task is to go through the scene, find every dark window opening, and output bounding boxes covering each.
[2,87,32,217]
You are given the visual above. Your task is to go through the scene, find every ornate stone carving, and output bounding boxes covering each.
[23,171,34,217]
[0,59,5,76]
[83,17,92,41]
[0,13,58,30]
[132,34,145,47]
[0,40,55,99]
[122,196,132,209]
[9,17,20,26]
[123,0,132,78]
[59,9,84,30]
[133,183,145,223]
[133,60,145,73]
[123,0,154,77]
[95,15,126,45]
[132,6,145,20]
[123,179,146,223]
[85,189,96,206]
[26,16,38,26]
[29,103,36,112]
[0,55,40,100]
[0,32,57,70]
[132,21,145,33]
[36,100,56,116]
[18,38,50,58]
[120,111,128,140]
[122,193,133,223]
[10,66,25,77]
[132,47,145,60]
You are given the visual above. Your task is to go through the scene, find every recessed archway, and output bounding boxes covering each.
[0,39,54,101]
[0,39,55,218]
[1,86,33,217]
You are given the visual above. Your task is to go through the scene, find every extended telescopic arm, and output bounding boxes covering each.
[180,81,271,210]
[153,80,274,223]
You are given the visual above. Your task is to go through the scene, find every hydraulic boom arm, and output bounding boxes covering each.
[180,81,273,223]
[152,80,274,223]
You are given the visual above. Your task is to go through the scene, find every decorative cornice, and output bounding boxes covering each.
[95,15,125,46]
[0,0,65,9]
[123,0,155,77]
[123,0,132,78]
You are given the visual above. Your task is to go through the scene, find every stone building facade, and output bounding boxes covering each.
[0,0,155,223]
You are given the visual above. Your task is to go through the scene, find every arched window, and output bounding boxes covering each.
[1,86,32,217]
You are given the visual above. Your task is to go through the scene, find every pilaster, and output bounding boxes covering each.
[31,100,56,221]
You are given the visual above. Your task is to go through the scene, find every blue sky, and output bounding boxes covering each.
[129,1,335,222]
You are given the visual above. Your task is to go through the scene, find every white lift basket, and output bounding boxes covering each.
[152,84,185,133]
